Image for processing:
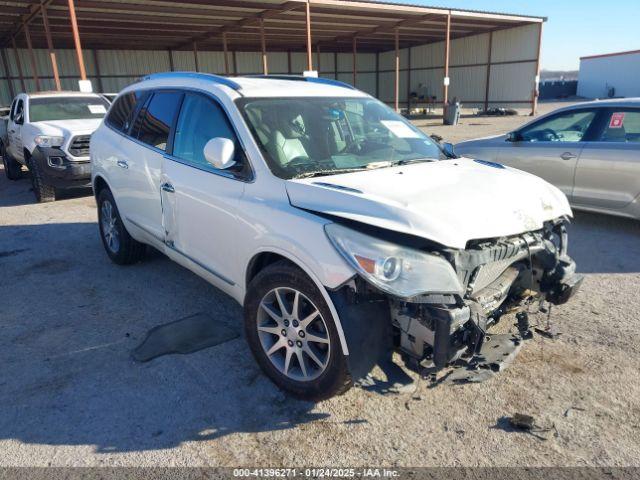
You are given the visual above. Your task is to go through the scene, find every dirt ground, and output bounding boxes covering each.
[1,100,640,467]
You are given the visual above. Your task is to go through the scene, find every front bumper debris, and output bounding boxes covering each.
[389,220,582,382]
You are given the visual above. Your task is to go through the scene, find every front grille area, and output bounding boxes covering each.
[452,233,539,295]
[68,135,91,157]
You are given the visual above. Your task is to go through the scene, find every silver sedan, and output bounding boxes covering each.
[455,98,640,220]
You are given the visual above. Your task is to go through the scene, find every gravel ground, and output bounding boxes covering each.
[1,101,640,467]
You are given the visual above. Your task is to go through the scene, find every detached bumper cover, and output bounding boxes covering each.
[31,146,91,189]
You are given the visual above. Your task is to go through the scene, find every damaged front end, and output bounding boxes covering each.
[327,218,583,383]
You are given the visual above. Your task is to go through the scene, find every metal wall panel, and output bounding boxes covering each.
[409,67,443,101]
[267,52,289,73]
[450,33,490,66]
[378,70,408,103]
[491,24,539,63]
[291,52,307,74]
[449,65,487,105]
[235,52,263,74]
[379,49,409,71]
[197,51,226,74]
[318,52,335,73]
[171,50,196,71]
[97,50,170,76]
[489,61,536,103]
[410,42,443,69]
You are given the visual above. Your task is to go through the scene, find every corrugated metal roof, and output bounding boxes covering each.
[0,0,544,53]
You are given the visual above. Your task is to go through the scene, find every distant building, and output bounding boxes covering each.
[577,49,640,99]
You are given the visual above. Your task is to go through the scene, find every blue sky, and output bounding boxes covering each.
[388,0,640,70]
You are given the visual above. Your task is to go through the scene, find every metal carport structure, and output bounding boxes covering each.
[0,0,545,115]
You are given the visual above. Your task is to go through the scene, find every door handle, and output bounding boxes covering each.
[116,160,129,169]
[9,130,15,134]
[560,152,577,161]
[161,182,175,193]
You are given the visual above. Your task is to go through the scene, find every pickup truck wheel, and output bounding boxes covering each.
[1,143,22,180]
[244,261,352,401]
[97,188,146,265]
[27,157,55,202]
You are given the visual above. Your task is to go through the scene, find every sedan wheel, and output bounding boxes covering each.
[257,287,331,382]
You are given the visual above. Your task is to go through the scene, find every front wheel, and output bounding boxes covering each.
[97,188,146,265]
[27,156,55,202]
[244,261,352,401]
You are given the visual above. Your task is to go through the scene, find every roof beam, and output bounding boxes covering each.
[173,0,306,50]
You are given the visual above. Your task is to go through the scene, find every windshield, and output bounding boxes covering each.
[237,97,445,179]
[29,96,110,123]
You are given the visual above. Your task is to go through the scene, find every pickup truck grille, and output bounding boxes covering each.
[68,135,91,157]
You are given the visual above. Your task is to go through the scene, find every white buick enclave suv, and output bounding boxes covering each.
[91,72,582,400]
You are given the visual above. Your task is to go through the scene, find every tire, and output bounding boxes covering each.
[244,261,352,401]
[27,156,55,203]
[1,143,23,180]
[97,188,146,265]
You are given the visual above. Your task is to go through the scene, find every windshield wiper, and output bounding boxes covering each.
[293,167,369,179]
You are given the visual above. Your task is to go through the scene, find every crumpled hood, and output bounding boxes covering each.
[31,118,103,138]
[285,158,572,249]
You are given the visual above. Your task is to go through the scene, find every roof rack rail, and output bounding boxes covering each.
[142,72,242,91]
[243,74,356,90]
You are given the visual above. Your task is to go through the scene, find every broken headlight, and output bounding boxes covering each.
[325,223,463,299]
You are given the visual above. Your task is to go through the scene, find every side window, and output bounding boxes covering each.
[598,110,640,143]
[133,91,183,151]
[14,99,24,124]
[9,99,16,120]
[172,93,244,174]
[105,91,147,133]
[519,109,597,143]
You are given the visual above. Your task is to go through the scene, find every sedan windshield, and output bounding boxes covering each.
[237,97,445,179]
[29,96,110,123]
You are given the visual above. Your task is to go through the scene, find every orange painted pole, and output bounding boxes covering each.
[67,0,87,80]
[305,1,313,71]
[260,18,268,75]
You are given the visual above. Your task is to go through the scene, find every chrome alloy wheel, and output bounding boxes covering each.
[100,200,120,253]
[257,287,331,382]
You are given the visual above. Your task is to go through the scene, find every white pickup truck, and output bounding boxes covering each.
[1,91,110,202]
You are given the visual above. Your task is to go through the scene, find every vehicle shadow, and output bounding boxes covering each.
[567,211,640,274]
[0,222,330,454]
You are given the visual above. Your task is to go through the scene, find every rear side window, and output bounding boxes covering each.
[133,91,183,151]
[598,110,640,143]
[172,93,242,172]
[105,91,146,133]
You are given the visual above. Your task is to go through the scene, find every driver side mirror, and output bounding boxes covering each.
[203,137,236,170]
[14,111,24,125]
[442,142,457,158]
[506,131,522,142]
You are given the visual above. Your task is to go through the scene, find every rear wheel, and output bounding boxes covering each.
[97,188,146,265]
[1,143,23,180]
[244,261,352,401]
[27,156,55,202]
